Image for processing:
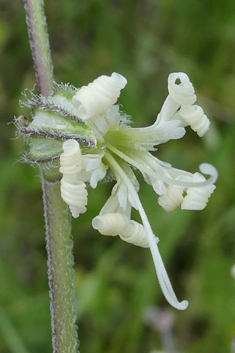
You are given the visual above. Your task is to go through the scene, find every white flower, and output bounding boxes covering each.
[59,72,218,310]
[59,139,88,218]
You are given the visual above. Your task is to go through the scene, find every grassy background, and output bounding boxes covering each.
[1,0,235,352]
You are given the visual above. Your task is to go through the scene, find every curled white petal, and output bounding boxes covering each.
[72,72,127,119]
[180,105,210,137]
[92,213,159,248]
[158,185,184,212]
[60,178,87,218]
[168,72,196,106]
[92,213,125,236]
[59,139,83,176]
[60,139,88,217]
[181,172,216,210]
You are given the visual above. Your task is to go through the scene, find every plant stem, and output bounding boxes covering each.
[23,1,79,352]
[23,0,54,96]
[41,176,78,353]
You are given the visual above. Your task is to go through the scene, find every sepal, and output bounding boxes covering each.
[16,83,97,164]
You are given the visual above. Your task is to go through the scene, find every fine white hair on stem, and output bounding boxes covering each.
[92,213,159,248]
[60,139,88,218]
[71,72,127,119]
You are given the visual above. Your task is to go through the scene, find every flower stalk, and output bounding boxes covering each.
[41,175,78,353]
[23,0,54,96]
[23,1,79,352]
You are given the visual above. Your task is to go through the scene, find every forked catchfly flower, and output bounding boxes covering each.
[17,72,216,310]
[58,72,218,310]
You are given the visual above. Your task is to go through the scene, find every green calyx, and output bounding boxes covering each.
[16,82,98,166]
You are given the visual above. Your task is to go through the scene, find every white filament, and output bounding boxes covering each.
[72,72,127,119]
[104,151,188,310]
[60,139,88,218]
[199,163,219,182]
[106,143,218,190]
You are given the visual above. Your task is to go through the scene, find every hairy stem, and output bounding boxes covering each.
[23,0,54,96]
[23,1,79,352]
[41,175,78,353]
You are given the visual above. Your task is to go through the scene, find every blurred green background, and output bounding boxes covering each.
[1,0,235,352]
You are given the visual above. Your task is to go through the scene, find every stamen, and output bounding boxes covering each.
[106,143,218,189]
[104,151,188,310]
[199,163,219,182]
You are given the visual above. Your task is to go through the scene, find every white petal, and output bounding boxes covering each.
[82,154,103,172]
[60,178,87,218]
[156,95,181,123]
[92,213,159,248]
[72,72,127,119]
[119,218,159,248]
[92,213,126,236]
[118,183,128,210]
[90,163,107,188]
[89,114,110,135]
[143,173,167,195]
[158,185,184,212]
[181,172,216,210]
[99,183,132,218]
[180,105,210,137]
[60,140,88,217]
[105,105,120,130]
[151,119,186,144]
[168,72,196,106]
[59,139,82,178]
[77,153,107,188]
